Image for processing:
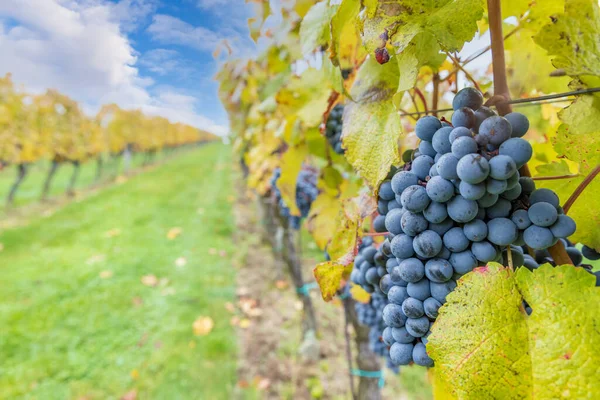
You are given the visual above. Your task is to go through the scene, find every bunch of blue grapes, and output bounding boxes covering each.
[270,167,319,229]
[324,104,345,154]
[376,87,582,367]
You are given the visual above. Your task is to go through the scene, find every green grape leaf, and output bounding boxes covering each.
[396,31,446,92]
[276,68,332,127]
[299,1,339,55]
[559,94,600,135]
[428,263,600,399]
[552,124,600,171]
[343,57,401,192]
[533,0,600,77]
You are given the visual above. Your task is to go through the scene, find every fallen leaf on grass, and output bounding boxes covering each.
[120,390,137,400]
[275,280,289,290]
[224,302,236,313]
[255,377,271,390]
[105,228,121,238]
[237,380,250,388]
[166,227,182,240]
[239,318,251,329]
[230,316,240,326]
[141,275,158,287]
[227,195,235,203]
[115,175,128,184]
[193,316,214,336]
[175,257,187,267]
[130,369,139,380]
[99,270,113,279]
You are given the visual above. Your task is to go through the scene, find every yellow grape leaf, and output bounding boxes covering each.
[278,144,308,217]
[314,261,353,301]
[349,283,370,304]
[276,68,332,127]
[343,57,401,192]
[166,227,182,240]
[428,263,600,400]
[141,274,159,287]
[552,124,600,171]
[295,0,316,18]
[329,0,364,69]
[105,228,121,238]
[299,1,338,55]
[99,270,113,279]
[533,0,600,77]
[428,368,457,400]
[307,191,340,250]
[193,316,215,336]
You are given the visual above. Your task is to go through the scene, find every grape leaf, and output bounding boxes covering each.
[533,0,600,77]
[307,191,340,250]
[342,57,401,192]
[552,124,600,171]
[278,144,308,217]
[314,261,354,301]
[329,0,365,69]
[396,31,446,93]
[276,68,332,127]
[349,284,370,303]
[428,263,600,399]
[299,1,339,55]
[558,94,600,135]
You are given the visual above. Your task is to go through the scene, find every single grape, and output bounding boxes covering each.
[477,192,499,208]
[459,181,486,200]
[529,188,560,209]
[511,209,532,230]
[432,126,453,154]
[418,140,437,158]
[391,171,420,195]
[486,178,507,195]
[457,153,490,184]
[447,195,479,223]
[499,138,532,168]
[504,112,529,137]
[449,126,473,143]
[388,285,410,305]
[442,227,469,252]
[401,211,428,236]
[415,116,442,141]
[387,199,401,211]
[436,246,451,260]
[473,106,497,133]
[386,257,399,274]
[487,218,518,246]
[391,234,415,259]
[506,171,520,190]
[378,199,389,215]
[423,201,448,224]
[401,185,431,213]
[449,250,478,274]
[390,342,414,365]
[385,208,405,235]
[528,202,558,227]
[471,241,498,262]
[430,280,457,304]
[402,297,425,318]
[426,176,455,202]
[428,218,454,236]
[436,153,460,180]
[478,116,512,146]
[582,245,600,261]
[382,327,395,345]
[453,87,484,111]
[500,183,522,201]
[374,214,387,232]
[391,327,415,344]
[523,225,555,250]
[452,107,477,129]
[382,303,407,328]
[412,342,434,367]
[412,155,435,180]
[424,258,453,283]
[379,180,395,200]
[519,176,536,195]
[407,278,432,301]
[413,230,443,258]
[463,219,488,242]
[489,155,517,180]
[363,247,377,263]
[522,255,540,271]
[365,268,381,285]
[423,297,442,319]
[405,316,430,337]
[486,198,512,219]
[380,274,394,294]
[397,258,426,283]
[452,136,478,159]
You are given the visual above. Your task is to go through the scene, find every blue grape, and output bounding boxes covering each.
[528,202,558,227]
[382,303,407,328]
[378,199,389,215]
[502,246,525,267]
[412,342,434,367]
[423,297,442,319]
[511,209,531,230]
[486,178,507,195]
[486,198,512,219]
[390,268,409,286]
[391,234,414,259]
[392,171,420,195]
[388,285,410,305]
[529,188,559,208]
[407,278,431,301]
[390,342,414,365]
[365,268,380,285]
[478,116,512,146]
[436,246,451,260]
[432,127,453,154]
[477,192,499,208]
[402,297,424,318]
[405,316,430,337]
[452,87,484,110]
[452,107,477,129]
[397,258,425,283]
[506,171,520,190]
[447,195,479,223]
[423,201,448,224]
[401,211,428,236]
[401,185,430,212]
[380,274,394,294]
[430,280,457,304]
[415,116,442,141]
[387,199,401,211]
[473,106,497,133]
[412,155,435,180]
[487,218,518,246]
[464,219,487,242]
[424,258,453,283]
[426,176,455,202]
[523,255,540,271]
[457,153,490,184]
[519,176,536,195]
[419,140,437,158]
[391,327,415,344]
[429,164,439,177]
[459,181,486,200]
[582,245,600,261]
[566,247,582,265]
[386,257,399,273]
[452,136,478,159]
[449,126,473,143]
[385,208,405,234]
[374,214,387,232]
[379,180,395,200]
[550,215,576,238]
[523,225,554,250]
[413,230,443,258]
[500,183,522,201]
[488,155,517,180]
[382,327,395,345]
[443,227,470,252]
[471,241,498,262]
[363,247,377,263]
[449,250,477,274]
[428,218,454,236]
[436,153,460,180]
[499,138,532,168]
[505,112,529,137]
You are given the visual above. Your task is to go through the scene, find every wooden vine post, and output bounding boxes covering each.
[486,0,573,265]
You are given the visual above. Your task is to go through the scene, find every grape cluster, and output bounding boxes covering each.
[324,104,345,154]
[270,167,319,229]
[376,87,579,367]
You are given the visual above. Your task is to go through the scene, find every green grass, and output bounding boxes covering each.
[0,143,239,399]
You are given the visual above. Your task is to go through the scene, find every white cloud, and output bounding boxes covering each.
[0,0,228,136]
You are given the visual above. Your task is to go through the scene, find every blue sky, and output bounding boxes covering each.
[0,0,259,135]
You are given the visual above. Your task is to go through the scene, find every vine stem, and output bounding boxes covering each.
[413,87,429,113]
[487,0,572,265]
[342,297,358,400]
[532,174,580,181]
[563,164,600,214]
[506,245,514,270]
[446,52,481,91]
[432,72,440,117]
